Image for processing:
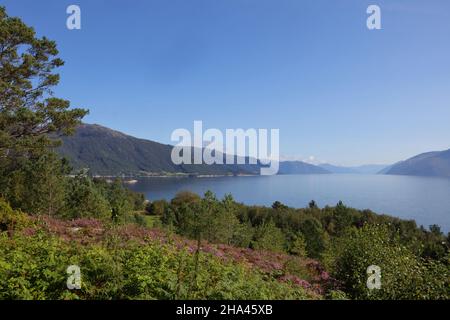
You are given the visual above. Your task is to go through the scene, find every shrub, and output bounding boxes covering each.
[332,224,449,300]
[0,232,71,299]
[65,174,111,220]
[146,199,168,216]
[0,198,29,233]
[0,217,315,300]
[289,233,308,257]
[299,217,326,258]
[252,220,285,252]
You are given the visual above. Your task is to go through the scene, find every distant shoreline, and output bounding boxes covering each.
[89,173,260,180]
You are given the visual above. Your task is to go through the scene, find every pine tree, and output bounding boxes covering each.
[0,6,87,209]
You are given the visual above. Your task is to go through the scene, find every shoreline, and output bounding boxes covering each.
[90,173,261,179]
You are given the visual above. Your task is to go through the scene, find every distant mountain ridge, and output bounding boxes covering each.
[384,149,450,177]
[319,163,388,174]
[58,124,330,176]
[318,164,359,174]
[278,161,330,175]
[58,124,450,178]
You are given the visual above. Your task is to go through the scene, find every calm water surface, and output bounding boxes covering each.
[128,174,450,232]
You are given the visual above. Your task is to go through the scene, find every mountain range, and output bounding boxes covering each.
[58,124,330,176]
[318,163,388,174]
[384,149,450,177]
[57,124,450,178]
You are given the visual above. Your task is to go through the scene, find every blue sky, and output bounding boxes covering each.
[3,0,450,166]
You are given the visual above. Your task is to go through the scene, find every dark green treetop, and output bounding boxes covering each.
[0,6,87,158]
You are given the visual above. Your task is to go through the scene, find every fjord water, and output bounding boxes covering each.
[128,174,450,232]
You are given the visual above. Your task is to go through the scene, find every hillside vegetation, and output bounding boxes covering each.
[1,188,449,300]
[0,199,321,300]
[0,5,448,301]
[58,123,330,176]
[385,149,450,177]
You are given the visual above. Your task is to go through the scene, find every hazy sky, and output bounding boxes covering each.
[3,0,450,166]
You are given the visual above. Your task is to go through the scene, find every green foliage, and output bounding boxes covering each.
[0,218,312,300]
[332,201,354,235]
[171,191,201,207]
[0,5,87,218]
[1,187,449,301]
[299,217,326,259]
[0,198,28,233]
[0,232,70,299]
[146,199,168,216]
[0,6,87,154]
[163,191,242,246]
[160,192,449,266]
[125,189,145,211]
[159,193,449,300]
[5,154,70,216]
[229,221,254,248]
[103,179,134,223]
[64,174,111,220]
[308,200,319,210]
[326,290,349,300]
[252,220,285,252]
[0,6,86,183]
[272,201,288,210]
[143,215,162,228]
[331,224,449,300]
[289,233,308,257]
[59,176,146,223]
[202,192,241,245]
